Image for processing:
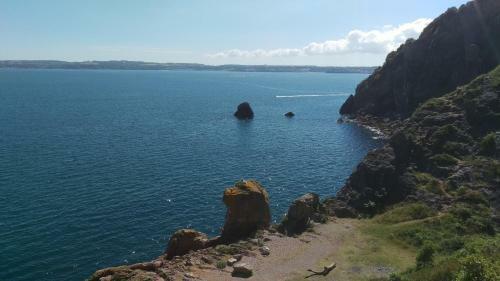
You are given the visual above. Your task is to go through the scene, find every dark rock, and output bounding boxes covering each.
[322,198,358,218]
[234,102,254,119]
[278,193,320,235]
[221,180,271,241]
[165,229,209,259]
[336,146,411,214]
[284,112,295,117]
[340,0,500,118]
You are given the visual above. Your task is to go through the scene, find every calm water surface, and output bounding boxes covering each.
[0,69,380,281]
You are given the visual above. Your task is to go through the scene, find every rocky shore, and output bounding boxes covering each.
[89,1,499,280]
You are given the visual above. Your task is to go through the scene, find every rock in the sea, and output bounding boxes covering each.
[279,193,320,235]
[232,262,253,278]
[165,229,209,259]
[221,180,271,241]
[340,0,500,117]
[284,111,295,117]
[234,102,254,119]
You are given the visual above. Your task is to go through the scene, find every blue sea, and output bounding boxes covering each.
[0,69,380,281]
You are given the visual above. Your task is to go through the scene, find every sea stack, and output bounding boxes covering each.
[234,102,254,119]
[221,180,271,241]
[284,112,295,117]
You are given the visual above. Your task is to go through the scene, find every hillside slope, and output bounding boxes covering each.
[340,0,500,118]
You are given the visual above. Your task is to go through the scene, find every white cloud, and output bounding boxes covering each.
[208,18,432,59]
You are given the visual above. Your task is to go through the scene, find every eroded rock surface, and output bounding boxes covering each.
[221,180,271,241]
[279,193,321,234]
[165,229,210,259]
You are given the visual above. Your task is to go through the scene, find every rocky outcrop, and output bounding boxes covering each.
[337,66,500,215]
[322,198,358,218]
[165,229,210,259]
[279,193,321,234]
[234,102,254,119]
[221,180,271,241]
[340,0,500,118]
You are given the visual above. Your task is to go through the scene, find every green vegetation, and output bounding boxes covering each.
[490,65,500,88]
[430,154,459,167]
[216,260,227,269]
[416,244,435,269]
[479,133,497,156]
[413,172,449,195]
[374,203,436,224]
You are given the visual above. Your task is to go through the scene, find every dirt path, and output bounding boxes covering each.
[192,219,415,281]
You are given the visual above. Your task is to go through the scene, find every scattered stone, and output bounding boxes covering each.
[259,246,270,256]
[227,258,238,266]
[184,272,198,279]
[233,254,243,261]
[249,238,259,245]
[263,237,271,242]
[201,256,214,264]
[234,102,254,120]
[184,259,193,266]
[166,229,209,259]
[232,262,253,278]
[221,180,271,241]
[284,111,295,117]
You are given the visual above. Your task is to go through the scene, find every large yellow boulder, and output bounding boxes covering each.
[221,180,271,241]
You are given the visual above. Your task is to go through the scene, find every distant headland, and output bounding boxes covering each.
[0,60,376,74]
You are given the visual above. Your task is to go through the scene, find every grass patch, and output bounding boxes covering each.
[374,203,437,224]
[479,133,497,156]
[430,154,459,167]
[413,172,449,195]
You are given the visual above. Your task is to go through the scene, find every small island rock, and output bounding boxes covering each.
[234,102,254,119]
[284,112,295,117]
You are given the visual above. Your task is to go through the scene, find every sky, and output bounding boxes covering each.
[1,0,469,66]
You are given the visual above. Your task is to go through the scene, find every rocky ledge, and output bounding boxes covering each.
[88,180,329,281]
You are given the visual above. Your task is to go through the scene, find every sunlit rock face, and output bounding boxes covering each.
[340,0,500,118]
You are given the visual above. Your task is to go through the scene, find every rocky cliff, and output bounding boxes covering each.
[340,0,500,118]
[332,66,500,219]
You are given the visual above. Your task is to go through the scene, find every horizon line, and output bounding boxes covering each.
[0,59,379,68]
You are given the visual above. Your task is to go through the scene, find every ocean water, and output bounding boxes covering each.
[0,69,380,281]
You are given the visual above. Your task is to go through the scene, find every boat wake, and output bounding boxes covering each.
[276,93,350,98]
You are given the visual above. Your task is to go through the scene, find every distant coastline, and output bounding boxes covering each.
[0,60,376,74]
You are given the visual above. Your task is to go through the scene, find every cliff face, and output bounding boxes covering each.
[335,66,500,216]
[340,0,500,118]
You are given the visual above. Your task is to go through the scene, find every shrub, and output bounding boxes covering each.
[375,203,436,224]
[479,133,496,156]
[416,244,435,269]
[455,255,497,281]
[430,154,459,167]
[216,260,226,269]
[439,237,465,254]
[215,244,240,255]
